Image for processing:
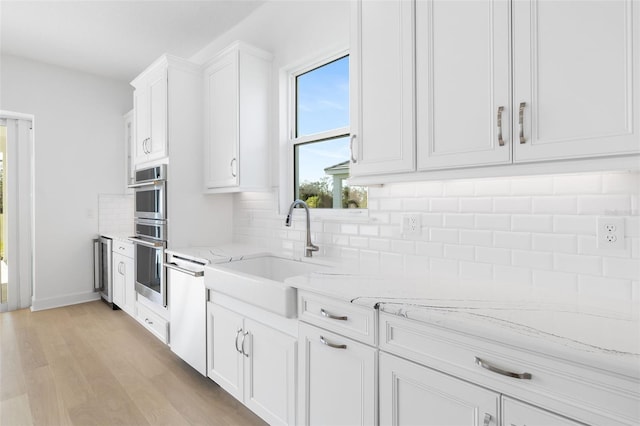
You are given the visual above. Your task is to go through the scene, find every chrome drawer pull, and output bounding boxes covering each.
[319,336,347,349]
[320,308,347,321]
[496,106,505,146]
[518,102,526,144]
[483,413,492,426]
[241,331,249,357]
[234,328,243,354]
[474,357,532,380]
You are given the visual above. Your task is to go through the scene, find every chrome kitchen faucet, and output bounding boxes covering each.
[285,199,319,258]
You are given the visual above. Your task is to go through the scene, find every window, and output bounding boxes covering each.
[291,54,367,209]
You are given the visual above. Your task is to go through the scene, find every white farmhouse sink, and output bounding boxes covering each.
[204,255,328,318]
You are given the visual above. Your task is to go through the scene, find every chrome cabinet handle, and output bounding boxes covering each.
[320,308,347,321]
[164,262,204,277]
[146,137,152,153]
[230,158,237,177]
[475,356,532,380]
[142,138,148,154]
[483,413,492,426]
[350,134,357,163]
[319,336,347,349]
[241,331,249,357]
[496,106,505,146]
[144,318,153,325]
[518,102,526,144]
[234,328,243,354]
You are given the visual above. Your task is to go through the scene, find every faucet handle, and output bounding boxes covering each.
[305,244,319,257]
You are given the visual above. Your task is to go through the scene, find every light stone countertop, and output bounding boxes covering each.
[286,269,640,378]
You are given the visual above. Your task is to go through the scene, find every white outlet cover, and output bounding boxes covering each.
[596,216,625,250]
[401,213,421,236]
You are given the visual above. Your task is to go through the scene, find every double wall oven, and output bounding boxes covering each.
[129,165,168,307]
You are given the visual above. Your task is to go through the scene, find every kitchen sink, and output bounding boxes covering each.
[204,255,329,318]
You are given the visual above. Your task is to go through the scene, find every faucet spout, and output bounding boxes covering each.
[285,199,319,257]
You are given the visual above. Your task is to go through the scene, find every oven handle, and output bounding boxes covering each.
[127,180,164,188]
[129,237,164,248]
[164,262,204,277]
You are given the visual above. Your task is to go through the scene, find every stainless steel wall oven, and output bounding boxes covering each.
[129,165,168,307]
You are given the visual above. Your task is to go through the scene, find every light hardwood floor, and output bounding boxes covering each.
[0,301,267,426]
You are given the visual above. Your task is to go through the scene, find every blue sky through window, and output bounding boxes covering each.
[296,55,349,183]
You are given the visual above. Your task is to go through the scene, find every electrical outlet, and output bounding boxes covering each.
[597,216,625,250]
[401,214,421,236]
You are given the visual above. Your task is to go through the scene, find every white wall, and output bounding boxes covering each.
[0,54,132,310]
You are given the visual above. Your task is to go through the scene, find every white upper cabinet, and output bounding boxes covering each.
[203,42,271,192]
[132,64,168,165]
[513,0,640,162]
[350,0,415,176]
[416,0,511,170]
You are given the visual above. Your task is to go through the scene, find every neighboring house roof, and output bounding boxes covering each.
[324,160,350,176]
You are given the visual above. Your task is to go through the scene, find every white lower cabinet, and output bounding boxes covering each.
[112,241,135,316]
[206,301,296,426]
[297,322,377,426]
[380,352,499,426]
[502,397,585,426]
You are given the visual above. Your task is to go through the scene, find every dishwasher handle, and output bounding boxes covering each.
[164,262,204,277]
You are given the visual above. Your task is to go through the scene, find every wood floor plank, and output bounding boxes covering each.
[1,301,267,426]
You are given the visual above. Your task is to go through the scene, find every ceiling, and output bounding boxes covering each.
[0,0,266,82]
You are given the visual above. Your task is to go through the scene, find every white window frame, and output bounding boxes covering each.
[279,48,368,219]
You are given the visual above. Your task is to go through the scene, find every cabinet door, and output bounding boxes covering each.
[380,352,499,426]
[121,255,135,315]
[502,397,584,426]
[146,67,168,161]
[112,254,125,308]
[244,318,296,426]
[298,322,377,426]
[207,302,244,401]
[204,50,239,188]
[133,86,150,165]
[416,0,511,170]
[350,0,415,176]
[513,0,640,161]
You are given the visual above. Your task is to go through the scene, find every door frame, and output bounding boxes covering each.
[0,110,35,312]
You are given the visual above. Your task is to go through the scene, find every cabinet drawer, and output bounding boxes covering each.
[136,303,169,344]
[379,312,639,426]
[298,291,376,346]
[113,240,134,258]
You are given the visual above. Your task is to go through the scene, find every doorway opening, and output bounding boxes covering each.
[0,125,6,305]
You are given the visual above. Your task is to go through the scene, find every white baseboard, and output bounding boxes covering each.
[30,291,101,312]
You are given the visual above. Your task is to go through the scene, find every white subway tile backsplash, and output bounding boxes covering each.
[474,179,511,196]
[532,233,577,254]
[233,171,639,302]
[602,257,640,281]
[444,244,475,261]
[511,215,553,233]
[512,250,553,270]
[493,265,532,286]
[429,228,459,244]
[554,253,602,276]
[553,215,596,235]
[416,241,444,257]
[476,247,511,265]
[531,196,577,215]
[459,197,492,213]
[553,174,602,194]
[444,214,475,229]
[430,198,459,212]
[460,261,493,280]
[493,197,532,213]
[475,214,511,231]
[459,230,493,247]
[494,231,531,250]
[577,195,631,215]
[511,176,554,195]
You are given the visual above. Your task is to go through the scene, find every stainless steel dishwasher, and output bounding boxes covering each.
[165,251,207,375]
